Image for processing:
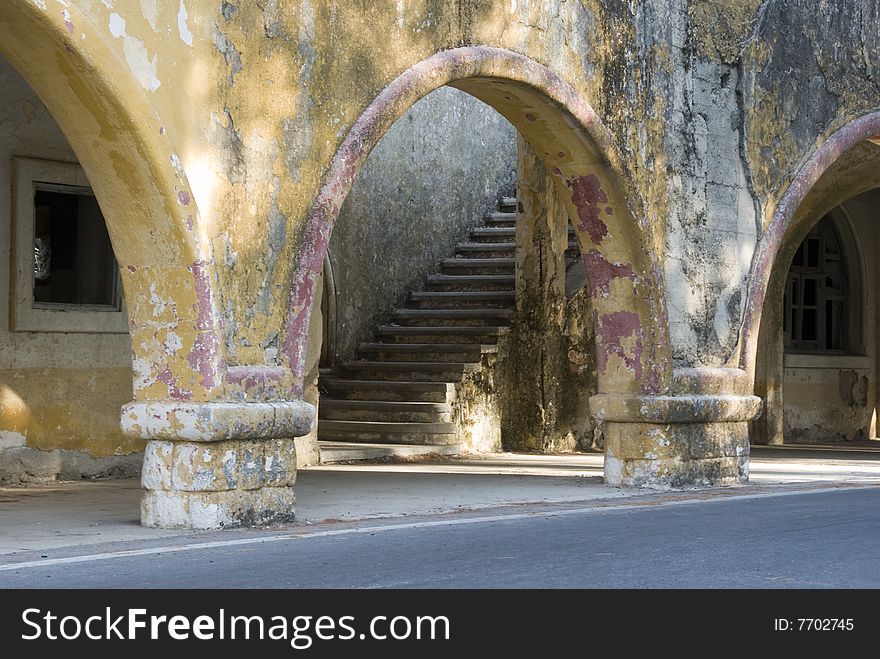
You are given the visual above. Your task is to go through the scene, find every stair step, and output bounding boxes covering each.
[341,360,481,381]
[410,290,515,308]
[469,227,576,240]
[425,274,515,291]
[470,226,575,238]
[315,192,521,452]
[471,227,516,241]
[393,308,514,318]
[318,420,459,445]
[442,257,515,274]
[485,211,516,227]
[412,291,515,301]
[392,308,513,326]
[455,242,516,257]
[319,441,462,463]
[358,342,496,362]
[320,399,453,423]
[320,378,455,403]
[500,196,517,211]
[376,325,510,344]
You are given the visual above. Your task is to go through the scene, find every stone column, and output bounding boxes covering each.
[118,258,320,529]
[592,368,762,487]
[499,137,597,452]
[124,399,314,529]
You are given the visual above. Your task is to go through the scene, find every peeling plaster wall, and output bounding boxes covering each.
[0,55,137,482]
[6,0,880,486]
[655,0,763,369]
[736,1,880,445]
[664,56,757,367]
[782,192,879,443]
[662,1,880,371]
[202,0,673,374]
[783,362,875,443]
[327,87,516,363]
[741,0,880,210]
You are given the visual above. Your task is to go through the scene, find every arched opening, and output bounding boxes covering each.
[0,3,224,489]
[745,114,880,447]
[286,47,670,397]
[285,47,671,464]
[777,203,873,444]
[314,84,519,457]
[0,2,225,401]
[0,51,138,482]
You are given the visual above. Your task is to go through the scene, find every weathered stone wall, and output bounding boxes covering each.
[328,87,516,363]
[783,361,875,443]
[734,1,880,446]
[661,0,880,371]
[185,0,677,382]
[4,1,880,524]
[663,53,757,368]
[741,0,880,210]
[0,55,138,483]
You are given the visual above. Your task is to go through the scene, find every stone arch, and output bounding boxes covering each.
[740,111,880,444]
[283,46,671,399]
[740,111,880,376]
[0,1,225,404]
[1,3,314,529]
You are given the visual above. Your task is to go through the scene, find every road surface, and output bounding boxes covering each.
[1,486,879,588]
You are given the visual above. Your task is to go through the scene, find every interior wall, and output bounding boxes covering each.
[326,86,516,363]
[0,55,136,483]
[782,189,879,443]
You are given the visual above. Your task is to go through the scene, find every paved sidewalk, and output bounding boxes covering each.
[1,445,880,556]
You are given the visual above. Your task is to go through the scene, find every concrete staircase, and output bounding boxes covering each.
[317,196,579,462]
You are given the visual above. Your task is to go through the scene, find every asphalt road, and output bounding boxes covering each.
[2,486,879,588]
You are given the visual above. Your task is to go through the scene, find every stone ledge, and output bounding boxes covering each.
[590,394,763,423]
[121,400,316,442]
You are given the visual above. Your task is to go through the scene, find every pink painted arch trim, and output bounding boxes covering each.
[282,45,667,395]
[738,110,880,372]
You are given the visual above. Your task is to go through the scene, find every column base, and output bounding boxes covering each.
[603,421,750,488]
[142,487,296,529]
[140,437,297,529]
[591,385,761,488]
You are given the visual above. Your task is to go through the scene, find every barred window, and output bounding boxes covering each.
[783,215,846,352]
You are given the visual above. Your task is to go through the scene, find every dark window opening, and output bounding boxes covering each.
[783,214,848,352]
[32,184,120,308]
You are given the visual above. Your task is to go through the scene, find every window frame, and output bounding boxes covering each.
[10,157,127,333]
[783,212,859,355]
